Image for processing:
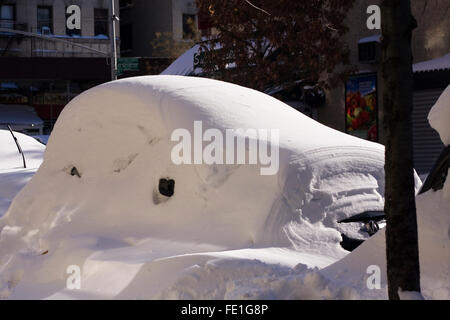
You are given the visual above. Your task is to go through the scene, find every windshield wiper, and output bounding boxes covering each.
[7,124,26,168]
[338,210,385,223]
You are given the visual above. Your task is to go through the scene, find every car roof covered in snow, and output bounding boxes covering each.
[0,76,401,300]
[61,75,383,154]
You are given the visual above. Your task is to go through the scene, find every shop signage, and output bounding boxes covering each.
[118,57,140,75]
[345,73,378,142]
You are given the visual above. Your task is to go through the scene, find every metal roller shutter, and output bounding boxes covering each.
[412,89,445,175]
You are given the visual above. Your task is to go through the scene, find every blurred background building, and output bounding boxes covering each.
[319,0,450,175]
[0,0,120,134]
[1,0,448,176]
[117,0,199,78]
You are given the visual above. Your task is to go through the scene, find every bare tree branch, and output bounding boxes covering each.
[244,0,271,16]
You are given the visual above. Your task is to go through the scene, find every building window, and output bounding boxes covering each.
[0,4,15,29]
[182,14,196,39]
[358,42,380,63]
[198,11,212,37]
[119,0,133,9]
[94,8,109,38]
[120,24,133,53]
[37,6,53,34]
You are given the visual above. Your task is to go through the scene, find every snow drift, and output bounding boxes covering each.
[0,75,415,299]
[314,82,450,300]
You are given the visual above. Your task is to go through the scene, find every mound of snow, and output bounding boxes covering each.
[0,75,417,299]
[415,175,450,299]
[428,85,450,146]
[160,172,448,300]
[314,89,450,299]
[317,164,449,300]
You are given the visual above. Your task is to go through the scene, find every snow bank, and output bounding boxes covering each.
[317,165,450,300]
[415,173,450,299]
[398,290,424,300]
[0,75,399,299]
[428,85,450,146]
[157,259,358,300]
[160,172,449,300]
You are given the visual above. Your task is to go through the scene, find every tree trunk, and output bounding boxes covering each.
[381,0,421,300]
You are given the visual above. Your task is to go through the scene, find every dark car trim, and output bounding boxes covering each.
[419,145,450,194]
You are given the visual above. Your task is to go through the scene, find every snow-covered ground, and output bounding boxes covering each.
[0,130,45,218]
[0,76,446,300]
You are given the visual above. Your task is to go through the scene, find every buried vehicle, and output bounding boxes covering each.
[0,129,45,218]
[320,85,450,300]
[0,76,422,299]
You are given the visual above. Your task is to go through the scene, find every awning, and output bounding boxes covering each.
[0,104,44,127]
[413,53,450,73]
[160,44,202,76]
[358,34,381,44]
[0,82,18,90]
[160,42,224,76]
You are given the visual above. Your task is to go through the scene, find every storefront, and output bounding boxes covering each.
[412,54,450,175]
[0,57,111,133]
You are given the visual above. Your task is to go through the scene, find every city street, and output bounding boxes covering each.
[0,0,448,303]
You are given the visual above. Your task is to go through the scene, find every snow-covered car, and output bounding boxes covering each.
[0,76,425,299]
[419,145,449,195]
[0,104,45,136]
[319,143,449,300]
[318,85,450,300]
[0,128,45,218]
